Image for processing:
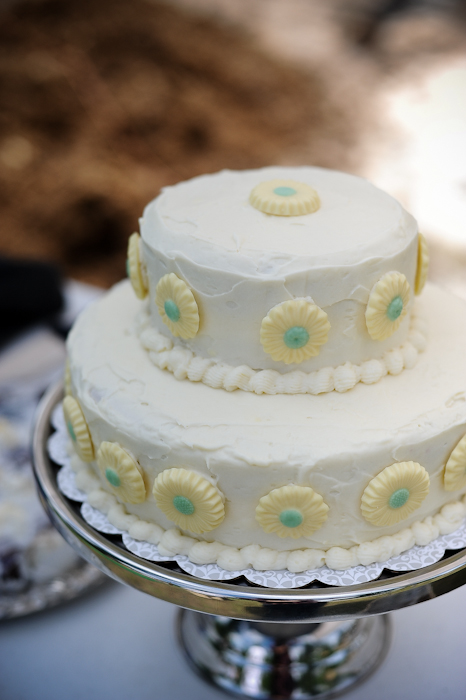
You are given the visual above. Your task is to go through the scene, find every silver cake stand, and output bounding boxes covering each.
[32,383,466,700]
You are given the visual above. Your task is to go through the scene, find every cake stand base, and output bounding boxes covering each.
[178,610,391,700]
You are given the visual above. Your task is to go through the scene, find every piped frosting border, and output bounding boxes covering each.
[136,307,428,395]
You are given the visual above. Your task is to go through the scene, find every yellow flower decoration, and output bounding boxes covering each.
[250,179,320,216]
[153,468,225,534]
[256,484,329,539]
[155,273,200,339]
[444,434,466,492]
[97,442,147,504]
[64,359,72,397]
[415,233,429,296]
[361,461,430,527]
[365,272,410,341]
[63,396,94,463]
[260,299,330,364]
[127,232,148,299]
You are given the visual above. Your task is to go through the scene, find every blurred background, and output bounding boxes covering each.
[0,0,465,290]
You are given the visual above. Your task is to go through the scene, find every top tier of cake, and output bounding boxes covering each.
[132,166,427,391]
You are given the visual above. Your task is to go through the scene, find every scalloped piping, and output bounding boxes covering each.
[136,309,428,395]
[68,447,466,573]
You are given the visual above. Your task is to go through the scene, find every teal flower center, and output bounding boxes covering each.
[389,488,410,509]
[67,420,77,442]
[273,186,297,197]
[283,326,309,349]
[173,495,195,515]
[279,509,303,528]
[105,468,121,488]
[164,299,180,322]
[386,295,403,322]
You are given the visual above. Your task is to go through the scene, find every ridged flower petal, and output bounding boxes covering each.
[155,273,200,339]
[63,396,94,462]
[260,299,330,364]
[415,233,429,296]
[153,468,225,534]
[444,434,466,492]
[361,461,430,527]
[256,484,328,539]
[249,179,320,216]
[365,272,410,341]
[97,442,146,504]
[127,233,148,299]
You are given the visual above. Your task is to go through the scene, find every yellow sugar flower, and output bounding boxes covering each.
[361,461,430,527]
[365,272,410,341]
[155,273,200,339]
[444,434,466,492]
[97,442,147,504]
[249,179,320,216]
[260,299,330,364]
[63,396,94,462]
[415,233,429,296]
[255,484,329,539]
[127,233,148,299]
[153,468,225,534]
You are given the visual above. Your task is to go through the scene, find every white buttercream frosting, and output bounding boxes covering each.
[66,281,466,567]
[139,167,419,373]
[69,448,466,572]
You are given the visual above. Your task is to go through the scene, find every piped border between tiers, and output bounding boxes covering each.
[136,307,428,395]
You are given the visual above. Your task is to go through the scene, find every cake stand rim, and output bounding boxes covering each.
[32,380,466,623]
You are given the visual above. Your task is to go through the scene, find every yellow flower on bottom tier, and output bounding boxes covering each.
[260,299,330,364]
[155,273,200,339]
[361,461,430,527]
[365,272,410,341]
[444,434,466,491]
[63,396,94,462]
[255,484,329,539]
[97,442,147,504]
[152,468,225,534]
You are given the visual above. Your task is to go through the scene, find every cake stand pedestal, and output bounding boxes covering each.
[32,384,466,700]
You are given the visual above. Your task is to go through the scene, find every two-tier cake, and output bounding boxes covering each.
[62,167,466,572]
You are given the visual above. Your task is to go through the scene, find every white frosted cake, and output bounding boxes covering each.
[63,167,466,572]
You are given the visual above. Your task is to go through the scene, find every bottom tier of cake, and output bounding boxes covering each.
[65,281,466,572]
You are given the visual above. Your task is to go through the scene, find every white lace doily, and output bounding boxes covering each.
[49,403,466,589]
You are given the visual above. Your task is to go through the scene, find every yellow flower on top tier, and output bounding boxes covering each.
[365,272,410,341]
[155,273,200,339]
[97,442,147,504]
[361,461,430,527]
[444,434,466,492]
[127,233,148,300]
[63,396,94,462]
[260,299,330,364]
[256,484,329,539]
[415,233,429,296]
[249,179,320,216]
[152,468,225,534]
